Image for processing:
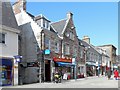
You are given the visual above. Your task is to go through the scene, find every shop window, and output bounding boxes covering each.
[0,33,5,44]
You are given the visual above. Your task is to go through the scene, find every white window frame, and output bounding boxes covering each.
[55,41,59,53]
[80,50,83,58]
[0,33,6,44]
[64,44,70,55]
[45,37,50,49]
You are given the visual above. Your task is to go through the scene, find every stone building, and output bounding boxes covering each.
[95,47,110,75]
[77,39,86,78]
[81,36,102,76]
[13,0,62,83]
[97,45,117,72]
[51,12,79,79]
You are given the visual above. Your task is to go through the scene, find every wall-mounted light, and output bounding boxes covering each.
[71,26,75,30]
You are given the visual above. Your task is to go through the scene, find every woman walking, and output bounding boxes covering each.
[114,69,119,80]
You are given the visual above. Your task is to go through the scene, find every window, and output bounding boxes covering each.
[43,20,45,27]
[70,32,74,40]
[64,44,70,55]
[0,33,5,44]
[65,32,69,38]
[80,50,83,58]
[55,42,59,53]
[73,46,77,57]
[46,22,49,29]
[45,37,50,49]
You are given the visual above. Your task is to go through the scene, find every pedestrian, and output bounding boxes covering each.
[114,69,119,80]
[107,68,111,80]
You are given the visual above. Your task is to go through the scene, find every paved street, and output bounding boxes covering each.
[2,76,118,88]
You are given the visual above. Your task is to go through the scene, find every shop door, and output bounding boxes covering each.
[45,60,51,82]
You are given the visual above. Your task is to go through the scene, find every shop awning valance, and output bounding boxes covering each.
[56,62,75,67]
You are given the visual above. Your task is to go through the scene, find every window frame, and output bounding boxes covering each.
[0,33,6,44]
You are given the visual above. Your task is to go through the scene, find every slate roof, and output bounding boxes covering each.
[0,1,19,30]
[51,19,67,37]
[34,14,51,22]
[78,39,100,54]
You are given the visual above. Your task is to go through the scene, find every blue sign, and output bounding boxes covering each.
[44,49,50,55]
[13,55,22,62]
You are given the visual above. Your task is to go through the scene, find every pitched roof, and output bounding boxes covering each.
[34,14,51,22]
[78,39,100,54]
[51,19,67,37]
[0,1,19,30]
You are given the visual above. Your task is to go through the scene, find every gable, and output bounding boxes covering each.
[51,19,67,37]
[63,18,77,40]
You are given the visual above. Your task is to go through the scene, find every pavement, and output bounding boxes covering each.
[1,75,119,88]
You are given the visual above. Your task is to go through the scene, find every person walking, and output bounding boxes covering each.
[114,69,119,80]
[107,68,111,80]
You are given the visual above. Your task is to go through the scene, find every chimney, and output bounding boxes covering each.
[82,36,90,44]
[12,0,26,15]
[67,12,73,19]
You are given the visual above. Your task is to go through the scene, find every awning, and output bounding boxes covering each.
[56,62,75,67]
[86,62,96,66]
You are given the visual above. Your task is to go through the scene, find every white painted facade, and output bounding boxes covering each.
[0,25,20,58]
[15,10,42,48]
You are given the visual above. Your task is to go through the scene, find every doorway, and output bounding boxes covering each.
[45,60,51,82]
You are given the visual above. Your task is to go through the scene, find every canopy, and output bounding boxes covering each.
[56,62,75,67]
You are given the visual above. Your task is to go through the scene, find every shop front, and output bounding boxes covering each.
[77,64,85,78]
[86,61,96,77]
[0,58,14,86]
[53,57,75,80]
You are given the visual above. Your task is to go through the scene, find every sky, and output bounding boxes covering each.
[11,1,118,53]
[26,2,118,48]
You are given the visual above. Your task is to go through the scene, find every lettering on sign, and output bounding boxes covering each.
[53,57,72,63]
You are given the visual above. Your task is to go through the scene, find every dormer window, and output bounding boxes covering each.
[43,20,45,27]
[34,15,50,30]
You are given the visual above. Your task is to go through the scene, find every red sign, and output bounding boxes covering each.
[53,57,72,63]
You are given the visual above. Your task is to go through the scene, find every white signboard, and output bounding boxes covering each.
[72,58,76,64]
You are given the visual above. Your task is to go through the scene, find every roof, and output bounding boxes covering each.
[27,12,35,19]
[78,39,100,54]
[98,44,117,49]
[51,19,67,37]
[0,1,19,30]
[34,14,51,22]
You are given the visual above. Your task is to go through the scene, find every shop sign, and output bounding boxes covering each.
[13,55,22,62]
[53,57,72,63]
[44,49,50,55]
